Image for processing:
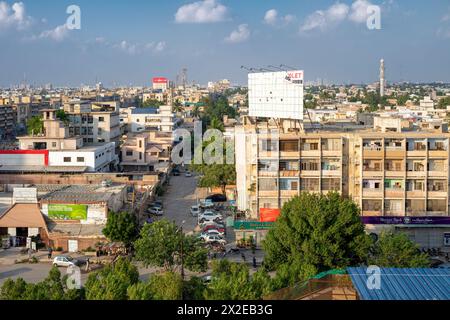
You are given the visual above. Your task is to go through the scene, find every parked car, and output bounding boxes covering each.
[151,202,163,210]
[190,205,201,217]
[199,215,223,224]
[148,207,164,216]
[204,234,227,245]
[53,256,81,267]
[203,224,226,235]
[199,210,223,220]
[172,169,180,176]
[206,194,227,203]
[201,228,225,238]
[185,171,192,177]
[199,230,224,241]
[200,221,226,230]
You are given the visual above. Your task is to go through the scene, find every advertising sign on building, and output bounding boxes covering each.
[13,188,38,204]
[48,204,88,220]
[248,70,304,120]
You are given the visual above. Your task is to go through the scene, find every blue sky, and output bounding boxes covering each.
[0,0,450,87]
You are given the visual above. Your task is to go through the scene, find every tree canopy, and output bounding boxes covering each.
[134,219,207,273]
[102,211,138,247]
[263,192,372,287]
[26,116,43,135]
[368,231,430,268]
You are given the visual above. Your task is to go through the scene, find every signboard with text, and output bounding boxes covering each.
[362,216,450,225]
[48,204,88,220]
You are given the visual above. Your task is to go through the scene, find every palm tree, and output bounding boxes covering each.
[192,105,201,119]
[208,117,224,132]
[172,99,184,116]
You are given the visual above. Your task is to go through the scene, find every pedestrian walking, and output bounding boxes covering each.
[48,247,53,260]
[253,256,257,269]
[85,258,90,272]
[241,253,246,263]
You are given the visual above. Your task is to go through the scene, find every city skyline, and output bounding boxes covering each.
[1,0,450,87]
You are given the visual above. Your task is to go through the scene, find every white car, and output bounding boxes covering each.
[148,207,164,216]
[199,229,224,240]
[190,205,201,217]
[204,234,227,245]
[53,256,79,267]
[185,171,192,177]
[199,212,223,222]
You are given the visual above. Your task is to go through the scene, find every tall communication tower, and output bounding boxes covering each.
[380,59,385,97]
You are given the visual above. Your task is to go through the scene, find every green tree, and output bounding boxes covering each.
[183,276,207,300]
[205,260,273,300]
[127,272,184,300]
[368,232,430,268]
[172,99,184,115]
[85,257,139,300]
[56,109,69,124]
[208,117,224,131]
[134,219,207,273]
[27,116,44,135]
[102,211,138,248]
[143,99,164,108]
[397,94,409,106]
[0,278,27,300]
[438,97,450,109]
[263,192,372,288]
[192,163,236,195]
[192,105,201,119]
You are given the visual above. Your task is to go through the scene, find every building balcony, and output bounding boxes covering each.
[362,170,383,178]
[385,149,405,158]
[385,170,404,178]
[385,189,405,198]
[406,171,426,178]
[406,150,427,157]
[258,171,278,177]
[322,170,341,177]
[362,189,383,197]
[322,150,341,157]
[301,150,320,158]
[280,151,299,158]
[428,150,448,158]
[428,171,448,178]
[280,170,299,177]
[406,191,426,198]
[280,190,299,197]
[363,149,383,158]
[259,151,278,159]
[362,210,382,216]
[258,190,278,197]
[300,170,320,177]
[427,191,448,198]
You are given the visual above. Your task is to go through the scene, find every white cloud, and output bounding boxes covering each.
[175,0,229,23]
[0,1,32,30]
[349,0,374,23]
[300,2,349,32]
[225,24,250,43]
[264,9,278,26]
[38,24,70,41]
[116,40,167,55]
[264,9,295,27]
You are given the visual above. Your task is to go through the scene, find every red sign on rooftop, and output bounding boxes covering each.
[152,77,168,84]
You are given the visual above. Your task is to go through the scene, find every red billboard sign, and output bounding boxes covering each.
[152,77,168,84]
[260,208,281,222]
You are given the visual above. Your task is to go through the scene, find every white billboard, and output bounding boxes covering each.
[248,70,304,120]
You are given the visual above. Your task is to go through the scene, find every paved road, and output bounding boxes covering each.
[160,174,207,233]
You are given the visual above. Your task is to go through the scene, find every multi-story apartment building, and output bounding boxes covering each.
[125,106,178,133]
[235,117,450,249]
[0,105,15,138]
[64,100,121,149]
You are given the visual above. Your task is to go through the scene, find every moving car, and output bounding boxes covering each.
[205,194,227,203]
[204,234,227,245]
[190,205,201,217]
[185,171,192,177]
[53,256,80,267]
[172,169,180,176]
[148,207,164,216]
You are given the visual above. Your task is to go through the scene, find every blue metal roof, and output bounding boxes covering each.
[347,267,450,300]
